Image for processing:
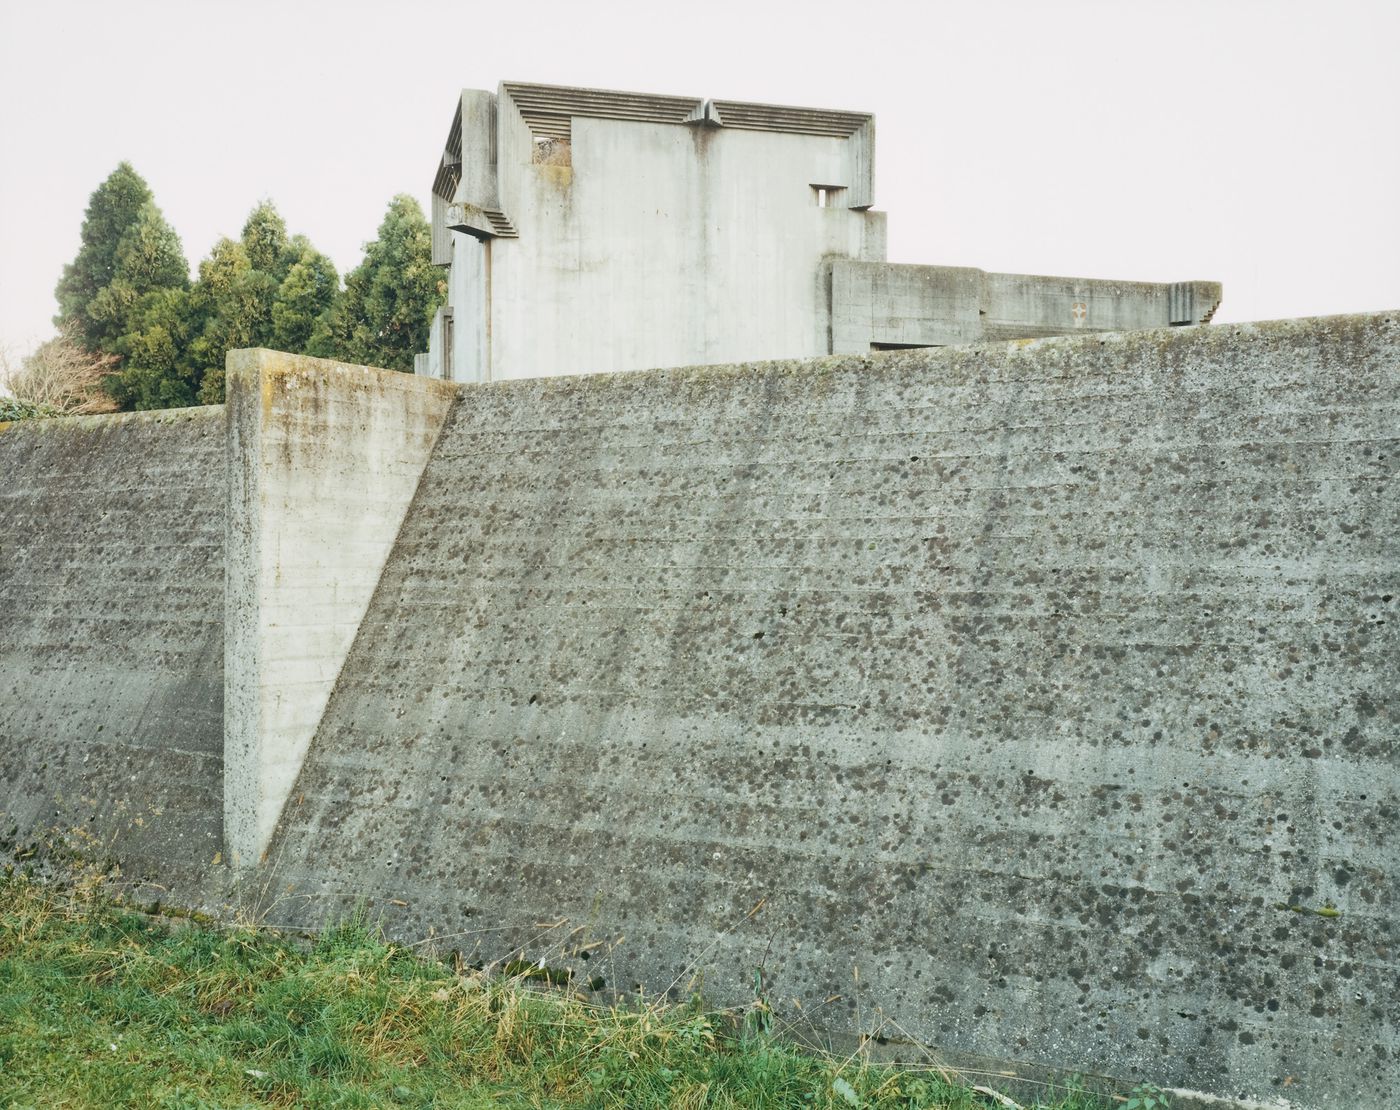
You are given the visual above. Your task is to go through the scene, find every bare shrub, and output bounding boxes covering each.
[2,329,119,415]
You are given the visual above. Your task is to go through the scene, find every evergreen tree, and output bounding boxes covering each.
[116,202,191,291]
[87,201,191,354]
[186,204,342,404]
[187,237,280,405]
[57,179,356,409]
[54,163,155,348]
[241,200,291,279]
[272,237,341,355]
[53,164,192,409]
[324,195,442,371]
[107,286,199,410]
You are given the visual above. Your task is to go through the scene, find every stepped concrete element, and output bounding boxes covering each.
[832,262,1222,350]
[426,81,885,382]
[223,351,457,866]
[258,313,1398,1108]
[0,407,225,883]
[420,81,1221,383]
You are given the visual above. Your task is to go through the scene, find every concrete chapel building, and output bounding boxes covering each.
[417,80,1222,382]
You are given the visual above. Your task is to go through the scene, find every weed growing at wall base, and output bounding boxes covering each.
[0,873,1161,1109]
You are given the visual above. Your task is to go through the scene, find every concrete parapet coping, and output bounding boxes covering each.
[0,403,223,436]
[225,348,461,403]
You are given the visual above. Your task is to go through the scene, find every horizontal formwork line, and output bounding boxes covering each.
[0,539,223,551]
[0,480,221,496]
[425,525,1389,550]
[428,420,1265,454]
[279,800,1397,908]
[0,588,222,606]
[442,395,1400,439]
[420,521,1392,551]
[387,540,1395,565]
[340,587,1372,610]
[11,735,222,761]
[439,394,1400,434]
[373,566,1399,592]
[376,566,1395,593]
[423,491,1392,526]
[375,567,1383,588]
[446,360,1399,403]
[442,378,1400,434]
[436,431,1400,467]
[422,478,1395,514]
[0,602,221,618]
[308,786,1350,856]
[436,437,1400,469]
[345,660,1372,689]
[346,613,1358,636]
[345,599,1368,628]
[429,448,1398,483]
[335,633,1384,660]
[427,542,1389,563]
[431,466,1398,496]
[302,736,1392,811]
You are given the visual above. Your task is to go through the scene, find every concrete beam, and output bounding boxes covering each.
[223,350,458,866]
[831,261,1223,350]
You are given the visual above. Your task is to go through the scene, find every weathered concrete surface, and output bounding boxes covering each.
[0,407,224,883]
[259,312,1398,1107]
[424,81,1223,383]
[432,86,885,382]
[831,261,1221,351]
[223,351,457,867]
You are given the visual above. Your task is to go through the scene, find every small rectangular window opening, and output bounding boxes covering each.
[812,184,845,208]
[533,136,572,166]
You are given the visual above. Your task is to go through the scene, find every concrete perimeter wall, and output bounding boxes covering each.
[224,351,456,866]
[258,313,1398,1107]
[0,407,225,884]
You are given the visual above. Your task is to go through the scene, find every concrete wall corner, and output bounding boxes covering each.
[223,349,458,867]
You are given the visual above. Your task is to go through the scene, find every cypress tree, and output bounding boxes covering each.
[324,195,442,371]
[54,162,155,348]
[273,238,341,355]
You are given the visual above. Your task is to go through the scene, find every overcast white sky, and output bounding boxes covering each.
[1,0,1396,356]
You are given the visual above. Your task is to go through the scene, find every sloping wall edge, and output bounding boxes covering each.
[223,350,458,865]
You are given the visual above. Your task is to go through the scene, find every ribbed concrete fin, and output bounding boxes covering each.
[684,98,725,127]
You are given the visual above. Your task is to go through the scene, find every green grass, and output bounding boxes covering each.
[0,872,1134,1109]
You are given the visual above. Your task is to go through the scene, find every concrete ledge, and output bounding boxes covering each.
[223,350,458,866]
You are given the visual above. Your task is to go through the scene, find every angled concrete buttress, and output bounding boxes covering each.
[223,350,458,866]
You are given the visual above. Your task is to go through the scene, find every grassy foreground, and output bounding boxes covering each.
[0,873,1144,1109]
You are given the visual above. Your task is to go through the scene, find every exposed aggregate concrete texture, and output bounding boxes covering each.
[223,350,457,866]
[0,407,225,884]
[257,313,1399,1107]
